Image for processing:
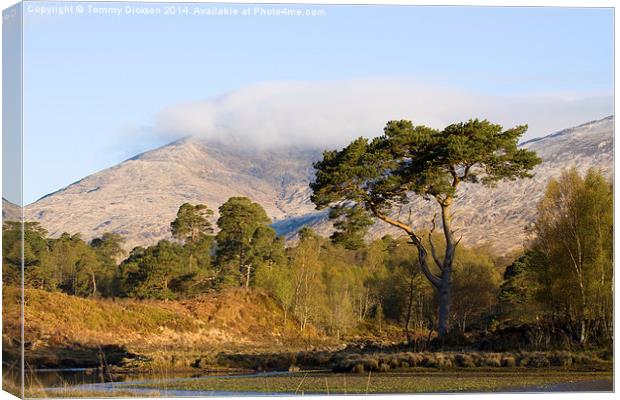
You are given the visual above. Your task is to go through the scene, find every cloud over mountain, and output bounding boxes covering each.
[155,78,612,148]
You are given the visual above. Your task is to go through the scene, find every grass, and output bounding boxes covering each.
[4,286,333,370]
[25,388,160,398]
[329,350,612,373]
[5,286,319,345]
[14,368,163,398]
[127,370,613,394]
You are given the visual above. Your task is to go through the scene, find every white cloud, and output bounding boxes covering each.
[155,78,613,149]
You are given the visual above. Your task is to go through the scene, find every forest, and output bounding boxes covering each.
[1,120,613,352]
[3,145,613,350]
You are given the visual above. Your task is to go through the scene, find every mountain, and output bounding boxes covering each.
[2,198,21,222]
[26,140,322,250]
[359,116,614,254]
[25,116,613,254]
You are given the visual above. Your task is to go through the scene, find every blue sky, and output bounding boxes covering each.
[17,2,614,204]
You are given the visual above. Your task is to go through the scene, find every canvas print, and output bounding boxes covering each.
[1,1,614,397]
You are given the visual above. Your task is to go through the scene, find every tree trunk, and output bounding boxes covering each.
[437,203,456,338]
[244,265,251,289]
[404,271,415,344]
[370,201,458,339]
[91,272,97,297]
[437,276,451,338]
[578,280,587,345]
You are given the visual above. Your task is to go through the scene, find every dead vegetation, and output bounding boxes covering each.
[4,287,612,375]
[3,287,329,370]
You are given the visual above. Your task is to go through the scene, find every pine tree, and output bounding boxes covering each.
[311,119,540,337]
[215,197,280,287]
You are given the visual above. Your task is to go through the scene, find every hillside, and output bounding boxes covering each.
[25,116,613,254]
[3,287,323,369]
[360,116,614,253]
[26,141,321,250]
[2,198,20,222]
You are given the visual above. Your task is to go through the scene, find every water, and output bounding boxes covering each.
[29,369,613,396]
[30,369,295,397]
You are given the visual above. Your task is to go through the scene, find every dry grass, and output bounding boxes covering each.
[8,287,304,347]
[329,350,611,373]
[3,286,329,371]
[5,287,613,375]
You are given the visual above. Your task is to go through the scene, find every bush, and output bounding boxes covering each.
[481,353,502,367]
[550,352,572,367]
[406,352,424,367]
[436,355,453,369]
[362,357,379,372]
[352,363,365,374]
[517,356,530,367]
[455,353,476,368]
[329,350,606,374]
[598,350,612,361]
[317,353,331,366]
[422,354,439,368]
[528,356,550,368]
[501,356,516,367]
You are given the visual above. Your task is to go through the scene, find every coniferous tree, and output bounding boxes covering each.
[311,119,541,337]
[215,197,280,288]
[3,222,48,287]
[329,205,373,250]
[120,240,187,300]
[90,233,126,297]
[497,251,542,327]
[171,203,215,273]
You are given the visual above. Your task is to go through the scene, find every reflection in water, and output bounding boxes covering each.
[28,369,233,388]
[31,369,293,397]
[28,369,114,388]
[26,368,289,397]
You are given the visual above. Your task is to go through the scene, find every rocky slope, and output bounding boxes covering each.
[360,116,615,254]
[26,140,321,250]
[25,116,613,254]
[2,198,21,222]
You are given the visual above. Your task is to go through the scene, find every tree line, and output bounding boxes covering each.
[2,118,612,348]
[1,199,502,340]
[3,167,611,347]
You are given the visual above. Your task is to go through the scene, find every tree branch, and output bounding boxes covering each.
[419,255,442,288]
[462,164,472,181]
[428,214,444,272]
[455,234,463,247]
[369,202,442,288]
[450,166,460,187]
[369,202,416,237]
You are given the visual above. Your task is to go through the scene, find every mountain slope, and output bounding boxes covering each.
[2,198,21,222]
[26,140,321,250]
[25,116,613,254]
[359,116,614,253]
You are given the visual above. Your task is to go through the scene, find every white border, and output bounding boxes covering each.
[0,1,616,400]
